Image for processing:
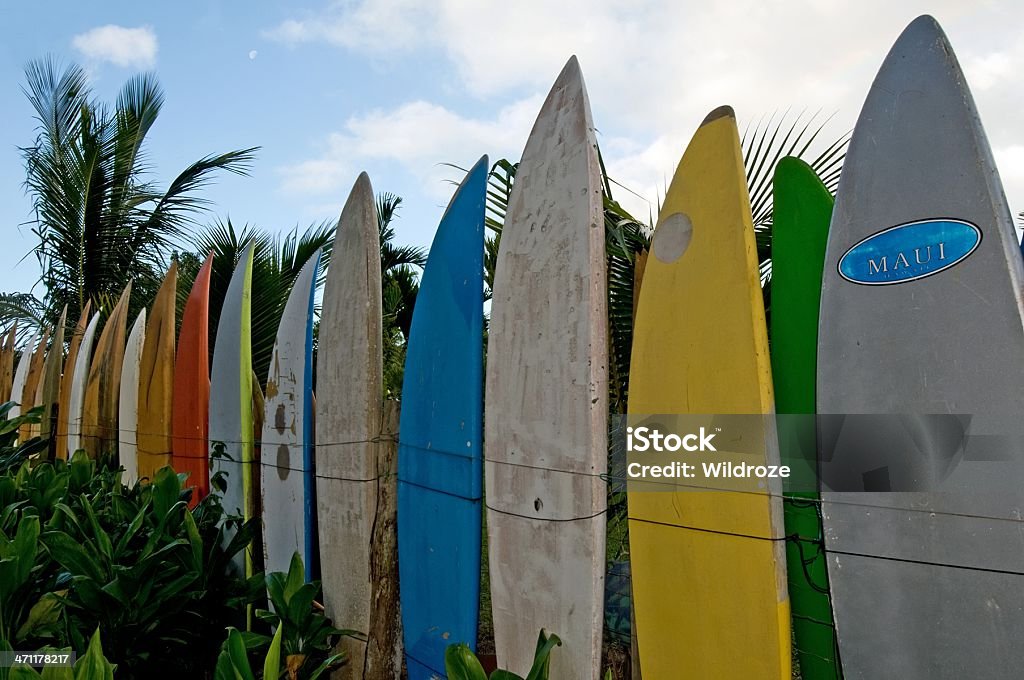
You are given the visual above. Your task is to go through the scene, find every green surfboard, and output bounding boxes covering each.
[770,157,841,679]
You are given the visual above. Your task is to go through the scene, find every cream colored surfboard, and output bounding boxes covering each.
[316,173,382,680]
[119,310,146,485]
[67,315,100,455]
[485,56,608,679]
[10,329,39,424]
[56,303,91,459]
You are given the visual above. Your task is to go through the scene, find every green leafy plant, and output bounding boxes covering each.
[214,625,283,680]
[253,552,348,679]
[0,453,260,679]
[0,404,47,475]
[445,630,561,680]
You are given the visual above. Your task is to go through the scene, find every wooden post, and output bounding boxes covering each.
[364,399,402,679]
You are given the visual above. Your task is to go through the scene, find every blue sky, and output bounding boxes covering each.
[1,1,1022,297]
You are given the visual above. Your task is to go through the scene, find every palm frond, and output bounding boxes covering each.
[740,111,850,289]
[0,293,46,341]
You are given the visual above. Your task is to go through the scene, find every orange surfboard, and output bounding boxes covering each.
[173,252,213,504]
[138,264,177,482]
[56,302,92,459]
[82,285,131,460]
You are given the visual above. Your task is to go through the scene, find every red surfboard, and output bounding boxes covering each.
[173,252,213,504]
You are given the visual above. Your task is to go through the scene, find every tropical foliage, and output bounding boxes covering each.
[180,219,336,388]
[377,193,427,397]
[445,630,562,680]
[0,431,263,679]
[0,58,256,338]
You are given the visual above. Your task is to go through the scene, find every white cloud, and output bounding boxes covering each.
[71,25,158,69]
[278,96,541,201]
[270,1,1024,213]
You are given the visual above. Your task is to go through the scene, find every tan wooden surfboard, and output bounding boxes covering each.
[0,324,16,404]
[20,328,49,441]
[82,284,131,460]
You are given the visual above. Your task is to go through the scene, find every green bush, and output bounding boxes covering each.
[0,442,261,679]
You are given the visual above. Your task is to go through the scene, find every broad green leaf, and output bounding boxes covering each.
[15,592,64,642]
[73,629,114,680]
[262,623,283,680]
[39,532,104,582]
[444,643,488,680]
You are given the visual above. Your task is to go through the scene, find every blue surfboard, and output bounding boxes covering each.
[397,155,487,679]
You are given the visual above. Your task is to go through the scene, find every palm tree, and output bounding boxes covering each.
[187,219,335,387]
[0,57,257,337]
[376,192,427,397]
[190,191,425,395]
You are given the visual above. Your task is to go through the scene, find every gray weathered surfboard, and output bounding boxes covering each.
[485,56,607,680]
[817,15,1024,679]
[316,173,382,680]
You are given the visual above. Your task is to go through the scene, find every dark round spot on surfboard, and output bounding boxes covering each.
[534,498,543,512]
[277,444,289,480]
[275,403,286,434]
[653,213,693,264]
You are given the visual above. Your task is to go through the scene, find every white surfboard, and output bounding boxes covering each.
[485,56,608,679]
[119,310,146,485]
[8,329,39,421]
[261,249,321,576]
[316,173,382,680]
[210,243,255,574]
[67,314,100,456]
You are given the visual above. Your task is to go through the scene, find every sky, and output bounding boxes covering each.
[0,1,1022,296]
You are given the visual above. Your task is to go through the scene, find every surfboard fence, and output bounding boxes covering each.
[7,13,1024,679]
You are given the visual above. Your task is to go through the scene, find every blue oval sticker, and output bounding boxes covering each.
[838,218,981,285]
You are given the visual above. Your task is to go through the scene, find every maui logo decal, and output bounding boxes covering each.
[838,218,981,285]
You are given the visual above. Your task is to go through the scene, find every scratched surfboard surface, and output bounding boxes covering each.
[485,56,607,680]
[817,15,1024,678]
[261,249,321,578]
[316,174,382,680]
[397,156,486,680]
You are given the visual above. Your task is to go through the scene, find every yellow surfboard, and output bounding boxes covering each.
[138,264,177,481]
[627,107,790,678]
